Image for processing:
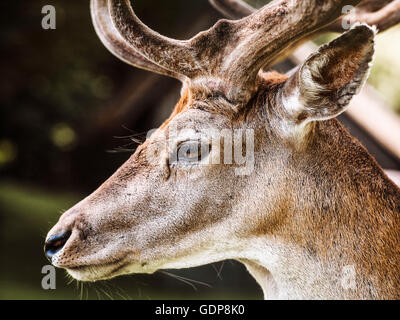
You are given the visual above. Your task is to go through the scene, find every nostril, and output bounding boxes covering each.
[44,230,72,261]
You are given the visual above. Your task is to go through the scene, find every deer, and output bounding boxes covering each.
[44,0,400,300]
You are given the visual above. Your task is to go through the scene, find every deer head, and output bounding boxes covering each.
[45,0,400,299]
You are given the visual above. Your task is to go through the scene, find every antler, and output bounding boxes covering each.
[95,0,368,104]
[210,0,400,33]
[213,0,362,96]
[91,0,183,80]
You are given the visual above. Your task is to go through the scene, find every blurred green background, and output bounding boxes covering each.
[1,0,399,300]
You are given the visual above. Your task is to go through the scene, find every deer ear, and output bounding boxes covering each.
[282,24,376,124]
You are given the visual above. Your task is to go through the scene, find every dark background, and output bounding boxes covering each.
[1,0,399,300]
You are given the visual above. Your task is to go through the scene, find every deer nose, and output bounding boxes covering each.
[44,230,72,261]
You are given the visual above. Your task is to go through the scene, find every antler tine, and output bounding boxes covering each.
[109,0,200,78]
[91,0,183,80]
[209,0,254,19]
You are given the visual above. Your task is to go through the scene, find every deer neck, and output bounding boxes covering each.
[241,119,400,300]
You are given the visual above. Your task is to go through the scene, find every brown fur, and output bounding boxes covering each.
[166,70,400,298]
[244,84,400,298]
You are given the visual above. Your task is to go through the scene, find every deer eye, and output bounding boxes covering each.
[173,141,211,164]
